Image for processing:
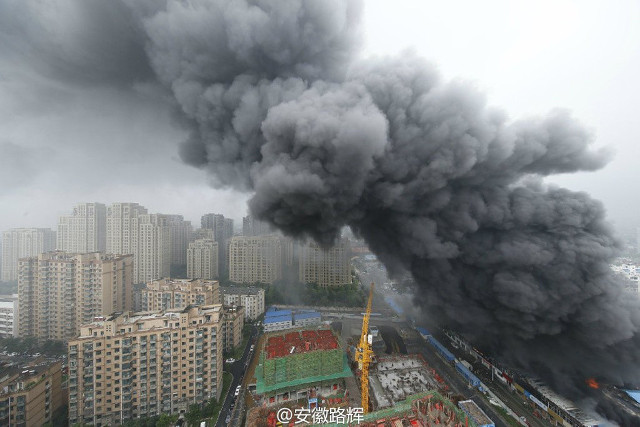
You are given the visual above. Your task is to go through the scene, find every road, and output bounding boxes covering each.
[215,324,259,427]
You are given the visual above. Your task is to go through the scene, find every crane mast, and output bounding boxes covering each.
[355,282,375,413]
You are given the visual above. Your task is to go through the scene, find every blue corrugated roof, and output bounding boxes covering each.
[625,390,640,404]
[428,336,456,361]
[265,309,292,319]
[294,312,321,320]
[456,362,481,386]
[264,315,292,324]
[416,327,431,336]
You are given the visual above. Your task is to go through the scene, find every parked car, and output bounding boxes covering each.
[225,358,235,363]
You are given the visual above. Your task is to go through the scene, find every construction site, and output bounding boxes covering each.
[369,355,447,410]
[252,327,353,406]
[356,392,480,427]
[245,282,493,427]
[247,391,479,427]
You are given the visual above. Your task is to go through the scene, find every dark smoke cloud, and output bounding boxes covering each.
[0,0,152,85]
[7,0,639,422]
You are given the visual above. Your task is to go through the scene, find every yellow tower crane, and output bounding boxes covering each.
[355,282,375,413]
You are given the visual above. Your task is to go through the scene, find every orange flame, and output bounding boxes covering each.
[586,378,600,389]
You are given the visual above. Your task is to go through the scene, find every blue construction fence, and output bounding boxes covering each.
[427,336,455,362]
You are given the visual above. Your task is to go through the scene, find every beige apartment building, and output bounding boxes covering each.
[1,228,56,282]
[17,251,133,341]
[228,236,282,284]
[221,305,244,353]
[299,239,351,288]
[187,239,219,280]
[57,202,107,253]
[107,205,194,283]
[132,214,172,284]
[0,360,64,426]
[106,202,148,256]
[140,278,240,353]
[140,278,219,312]
[68,306,224,426]
[222,287,265,321]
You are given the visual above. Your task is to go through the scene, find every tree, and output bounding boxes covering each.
[156,414,177,427]
[202,397,218,417]
[185,404,202,426]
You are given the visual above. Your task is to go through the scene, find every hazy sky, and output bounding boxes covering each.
[1,0,639,234]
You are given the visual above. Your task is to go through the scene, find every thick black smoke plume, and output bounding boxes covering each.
[4,0,639,423]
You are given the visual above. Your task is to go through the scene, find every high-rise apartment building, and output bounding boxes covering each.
[107,205,190,283]
[0,360,64,426]
[18,251,133,341]
[140,278,219,312]
[221,287,265,320]
[242,214,272,236]
[163,215,193,267]
[192,228,214,241]
[1,228,56,281]
[299,239,351,288]
[68,305,224,425]
[228,236,282,284]
[0,295,18,337]
[221,305,244,353]
[57,203,106,253]
[201,214,233,240]
[106,202,148,255]
[201,214,234,274]
[132,214,171,284]
[187,239,219,280]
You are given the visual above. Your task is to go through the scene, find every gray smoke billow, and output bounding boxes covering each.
[4,0,639,423]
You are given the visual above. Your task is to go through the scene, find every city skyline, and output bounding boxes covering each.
[1,1,639,425]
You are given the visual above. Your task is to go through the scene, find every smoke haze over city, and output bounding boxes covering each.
[2,0,640,423]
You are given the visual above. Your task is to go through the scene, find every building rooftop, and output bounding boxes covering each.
[0,359,60,397]
[416,327,431,336]
[459,400,494,426]
[625,389,640,404]
[144,278,218,291]
[77,305,223,337]
[526,378,601,425]
[264,329,339,359]
[255,328,350,395]
[265,308,292,318]
[221,286,263,295]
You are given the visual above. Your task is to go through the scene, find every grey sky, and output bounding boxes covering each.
[0,0,639,234]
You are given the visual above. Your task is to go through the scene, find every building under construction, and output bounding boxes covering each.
[254,327,353,406]
[248,391,476,427]
[369,355,446,410]
[352,392,479,427]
